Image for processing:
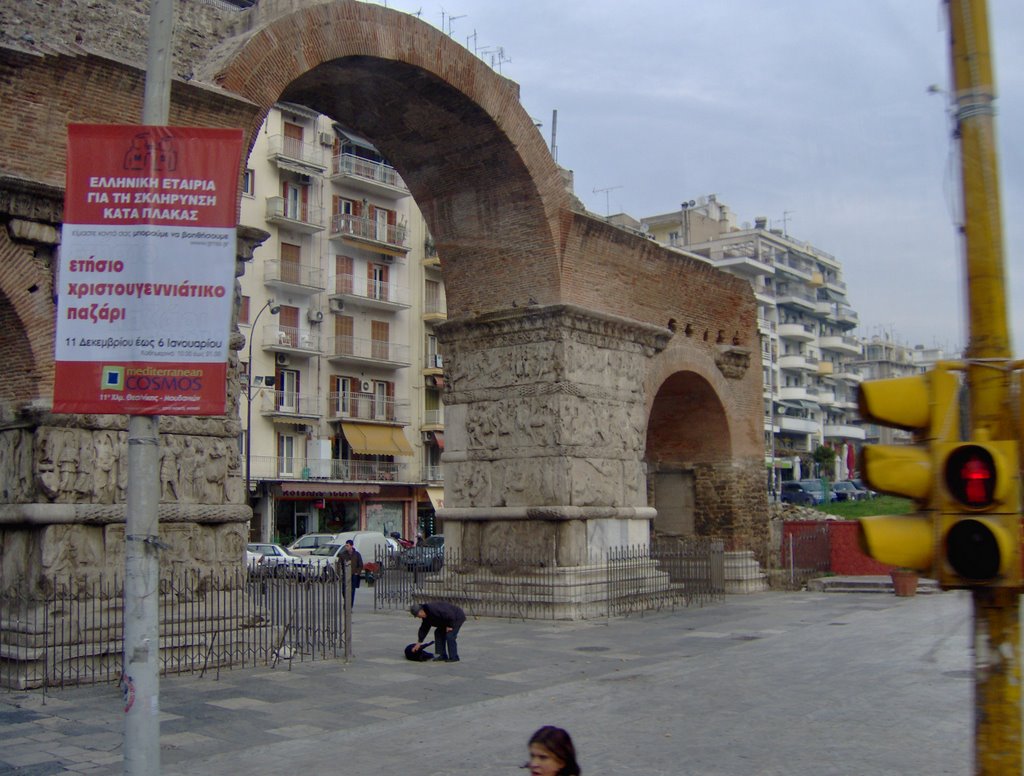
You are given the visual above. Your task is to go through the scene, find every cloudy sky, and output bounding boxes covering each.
[376,0,1024,354]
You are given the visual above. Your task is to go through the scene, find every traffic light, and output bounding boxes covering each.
[935,438,1021,588]
[855,367,960,574]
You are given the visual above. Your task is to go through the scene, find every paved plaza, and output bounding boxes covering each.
[0,589,975,775]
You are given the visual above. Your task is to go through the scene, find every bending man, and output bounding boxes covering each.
[410,601,465,662]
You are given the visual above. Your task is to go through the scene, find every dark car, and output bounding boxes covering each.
[399,534,445,571]
[780,480,827,506]
[830,481,864,501]
[851,478,876,499]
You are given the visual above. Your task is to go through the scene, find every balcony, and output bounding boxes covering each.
[776,287,817,311]
[330,213,408,256]
[819,334,862,356]
[264,259,325,295]
[266,134,327,174]
[778,353,817,372]
[259,390,321,420]
[828,305,860,327]
[327,392,410,425]
[265,197,325,234]
[330,153,409,199]
[422,464,444,483]
[328,273,409,312]
[423,408,444,427]
[777,322,815,342]
[327,336,410,369]
[424,353,444,372]
[423,238,440,267]
[247,455,406,483]
[778,386,811,402]
[815,387,837,406]
[261,324,321,357]
[833,365,863,383]
[423,297,447,324]
[777,415,819,434]
[824,423,867,441]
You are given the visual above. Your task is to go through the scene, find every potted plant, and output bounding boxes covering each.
[890,567,919,597]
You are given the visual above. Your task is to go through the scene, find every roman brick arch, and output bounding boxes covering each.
[0,232,55,410]
[203,0,570,320]
[646,370,733,466]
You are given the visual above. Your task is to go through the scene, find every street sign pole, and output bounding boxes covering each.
[946,0,1022,772]
[123,2,172,775]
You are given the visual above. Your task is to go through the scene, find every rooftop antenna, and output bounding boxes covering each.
[550,109,558,163]
[593,185,622,216]
[467,29,477,54]
[447,13,466,36]
[781,209,794,237]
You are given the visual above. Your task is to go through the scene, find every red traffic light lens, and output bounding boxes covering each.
[944,445,997,509]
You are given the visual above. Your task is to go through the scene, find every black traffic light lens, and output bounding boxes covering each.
[945,445,997,509]
[946,519,1001,580]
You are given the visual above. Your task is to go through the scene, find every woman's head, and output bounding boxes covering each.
[527,726,580,776]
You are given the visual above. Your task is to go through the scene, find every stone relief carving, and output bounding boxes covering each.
[0,428,33,502]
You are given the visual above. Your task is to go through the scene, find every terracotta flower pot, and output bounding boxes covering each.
[890,569,918,597]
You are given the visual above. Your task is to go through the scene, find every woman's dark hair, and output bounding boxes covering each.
[529,726,581,776]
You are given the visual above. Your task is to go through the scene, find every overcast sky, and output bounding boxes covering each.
[375,0,1024,354]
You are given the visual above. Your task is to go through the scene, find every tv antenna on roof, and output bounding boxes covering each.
[593,185,623,216]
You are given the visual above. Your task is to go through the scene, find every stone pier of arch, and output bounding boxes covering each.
[427,304,676,618]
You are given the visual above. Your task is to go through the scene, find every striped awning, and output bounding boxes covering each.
[340,422,414,456]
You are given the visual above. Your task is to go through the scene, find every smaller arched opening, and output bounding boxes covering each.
[645,371,732,539]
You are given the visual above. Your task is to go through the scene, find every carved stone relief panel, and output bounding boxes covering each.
[0,428,33,502]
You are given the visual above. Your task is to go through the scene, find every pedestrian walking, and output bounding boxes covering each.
[409,601,465,662]
[340,539,363,606]
[525,726,581,776]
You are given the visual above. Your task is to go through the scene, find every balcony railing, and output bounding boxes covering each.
[330,213,408,253]
[331,153,408,192]
[328,273,409,307]
[265,259,325,291]
[259,390,321,417]
[261,324,321,353]
[327,336,410,366]
[424,353,444,370]
[265,197,324,233]
[266,134,326,171]
[423,408,444,426]
[423,464,444,483]
[327,392,410,424]
[247,456,404,482]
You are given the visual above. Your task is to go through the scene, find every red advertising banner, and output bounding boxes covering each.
[55,125,243,415]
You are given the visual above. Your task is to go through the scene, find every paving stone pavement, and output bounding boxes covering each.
[0,589,977,775]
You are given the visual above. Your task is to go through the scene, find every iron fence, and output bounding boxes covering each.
[373,538,724,619]
[777,523,831,589]
[0,566,351,692]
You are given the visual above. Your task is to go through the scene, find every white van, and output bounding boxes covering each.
[332,531,398,566]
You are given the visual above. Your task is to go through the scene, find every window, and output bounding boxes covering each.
[242,169,255,197]
[369,263,388,301]
[371,320,390,360]
[239,295,250,325]
[280,242,302,285]
[276,368,299,413]
[335,255,354,294]
[278,433,296,476]
[283,121,304,160]
[334,315,354,355]
[425,279,441,314]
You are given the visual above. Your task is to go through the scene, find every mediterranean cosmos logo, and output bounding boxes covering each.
[99,366,203,394]
[101,365,125,392]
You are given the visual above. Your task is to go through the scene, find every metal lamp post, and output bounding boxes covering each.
[245,299,280,502]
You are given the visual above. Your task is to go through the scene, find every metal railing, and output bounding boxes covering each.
[372,540,724,620]
[0,567,352,691]
[330,213,408,250]
[331,153,408,191]
[247,455,404,481]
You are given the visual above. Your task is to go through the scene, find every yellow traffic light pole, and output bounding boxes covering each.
[947,0,1021,772]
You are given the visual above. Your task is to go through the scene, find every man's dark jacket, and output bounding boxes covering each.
[417,602,466,641]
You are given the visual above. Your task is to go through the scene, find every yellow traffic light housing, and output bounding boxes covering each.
[935,440,1021,588]
[855,366,962,576]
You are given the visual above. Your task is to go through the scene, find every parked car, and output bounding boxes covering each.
[286,533,338,556]
[851,478,877,499]
[399,534,445,571]
[246,543,309,574]
[830,481,864,502]
[780,480,827,506]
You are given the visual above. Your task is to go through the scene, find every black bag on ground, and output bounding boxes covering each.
[404,641,434,662]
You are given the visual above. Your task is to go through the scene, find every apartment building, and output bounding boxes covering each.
[853,335,940,446]
[639,196,865,486]
[238,103,445,545]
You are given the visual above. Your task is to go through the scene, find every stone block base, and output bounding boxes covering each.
[723,550,768,594]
